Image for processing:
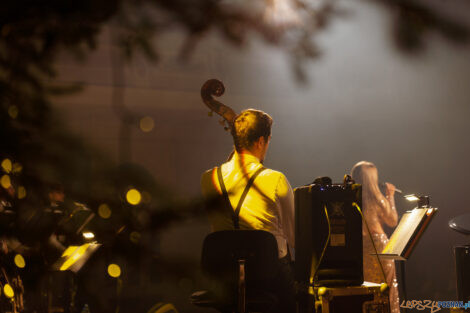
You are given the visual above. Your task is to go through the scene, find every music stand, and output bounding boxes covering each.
[51,243,101,273]
[379,207,438,260]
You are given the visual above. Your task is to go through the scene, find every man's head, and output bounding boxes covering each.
[231,109,273,162]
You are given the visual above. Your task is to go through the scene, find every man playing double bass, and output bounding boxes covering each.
[201,109,295,313]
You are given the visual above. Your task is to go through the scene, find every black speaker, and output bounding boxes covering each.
[455,245,470,302]
[294,181,363,288]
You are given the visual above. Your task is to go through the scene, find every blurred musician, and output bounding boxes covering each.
[351,161,399,313]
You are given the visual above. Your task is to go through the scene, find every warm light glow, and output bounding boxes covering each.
[82,232,95,239]
[98,203,112,219]
[264,0,301,27]
[130,231,141,244]
[60,244,91,271]
[17,186,26,199]
[12,162,22,173]
[8,105,18,119]
[126,188,142,205]
[1,159,12,173]
[3,284,14,298]
[405,194,419,201]
[14,254,26,268]
[147,303,178,313]
[0,175,11,189]
[108,264,121,278]
[140,116,155,132]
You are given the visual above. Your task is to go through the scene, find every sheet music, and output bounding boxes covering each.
[381,208,437,259]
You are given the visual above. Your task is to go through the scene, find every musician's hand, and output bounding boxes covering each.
[385,182,396,197]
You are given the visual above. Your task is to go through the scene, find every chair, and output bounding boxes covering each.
[191,230,280,313]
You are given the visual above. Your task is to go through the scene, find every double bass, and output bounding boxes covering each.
[201,79,238,161]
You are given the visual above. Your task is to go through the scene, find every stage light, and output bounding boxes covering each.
[14,254,25,268]
[3,284,14,298]
[1,159,12,173]
[82,232,95,240]
[108,264,121,278]
[98,203,112,219]
[404,194,431,207]
[0,175,11,189]
[404,194,419,202]
[126,188,142,205]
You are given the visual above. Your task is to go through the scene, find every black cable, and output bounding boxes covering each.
[310,204,331,286]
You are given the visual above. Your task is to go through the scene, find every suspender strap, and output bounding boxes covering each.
[217,166,232,217]
[217,166,266,229]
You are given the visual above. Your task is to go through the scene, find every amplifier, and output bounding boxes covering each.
[294,181,363,287]
[315,282,390,313]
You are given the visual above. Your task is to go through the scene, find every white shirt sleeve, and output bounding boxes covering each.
[276,173,295,251]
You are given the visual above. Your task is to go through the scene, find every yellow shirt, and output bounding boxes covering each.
[201,152,295,258]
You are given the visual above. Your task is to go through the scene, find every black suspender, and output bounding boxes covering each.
[216,166,266,229]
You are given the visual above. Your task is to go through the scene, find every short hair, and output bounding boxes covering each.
[231,109,273,152]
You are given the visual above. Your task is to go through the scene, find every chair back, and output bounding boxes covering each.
[201,230,279,286]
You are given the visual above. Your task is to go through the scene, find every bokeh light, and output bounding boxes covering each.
[12,162,22,173]
[126,188,141,205]
[0,175,11,189]
[1,159,12,173]
[8,105,18,119]
[107,264,121,278]
[3,284,14,298]
[98,203,112,219]
[17,186,26,199]
[129,231,141,244]
[14,254,26,268]
[139,116,155,132]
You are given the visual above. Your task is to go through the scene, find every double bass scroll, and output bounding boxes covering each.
[201,79,237,131]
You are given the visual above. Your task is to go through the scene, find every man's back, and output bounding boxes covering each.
[201,152,294,258]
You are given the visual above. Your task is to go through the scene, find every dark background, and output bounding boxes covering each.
[48,0,470,310]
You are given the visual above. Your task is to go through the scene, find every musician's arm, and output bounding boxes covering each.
[381,183,398,227]
[276,173,295,250]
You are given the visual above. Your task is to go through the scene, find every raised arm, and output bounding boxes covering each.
[380,182,398,227]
